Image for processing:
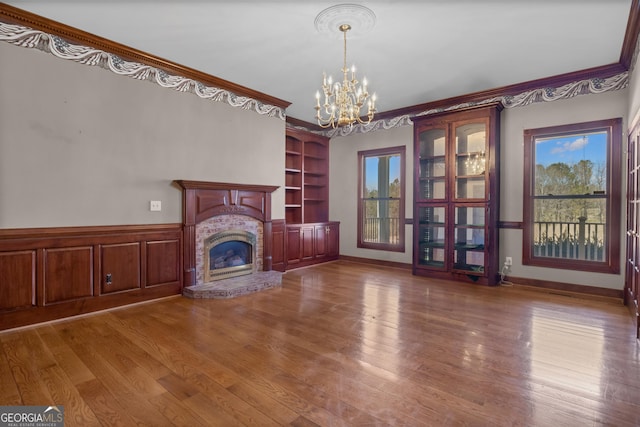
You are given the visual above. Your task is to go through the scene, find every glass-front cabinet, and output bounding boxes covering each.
[455,123,486,200]
[418,128,447,200]
[416,205,447,269]
[413,104,502,285]
[453,205,486,273]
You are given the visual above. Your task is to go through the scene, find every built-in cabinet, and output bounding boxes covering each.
[285,222,340,268]
[625,121,640,339]
[280,128,339,270]
[412,104,502,285]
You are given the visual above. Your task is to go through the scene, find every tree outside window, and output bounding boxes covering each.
[523,118,621,273]
[358,146,405,252]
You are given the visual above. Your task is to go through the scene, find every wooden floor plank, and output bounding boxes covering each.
[1,260,639,426]
[36,324,96,386]
[1,330,55,404]
[38,364,101,427]
[0,335,22,405]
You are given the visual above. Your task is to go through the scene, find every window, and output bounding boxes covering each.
[523,118,621,273]
[358,146,405,251]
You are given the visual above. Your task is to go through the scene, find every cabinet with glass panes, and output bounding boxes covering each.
[413,103,502,285]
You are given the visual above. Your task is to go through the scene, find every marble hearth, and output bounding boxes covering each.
[175,180,282,299]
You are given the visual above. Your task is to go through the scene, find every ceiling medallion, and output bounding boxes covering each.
[314,4,376,38]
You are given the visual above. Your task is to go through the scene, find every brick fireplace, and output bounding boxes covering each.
[174,180,282,298]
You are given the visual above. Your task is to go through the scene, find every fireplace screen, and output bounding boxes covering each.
[204,230,256,282]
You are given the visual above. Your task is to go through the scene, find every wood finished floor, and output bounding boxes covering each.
[1,260,639,426]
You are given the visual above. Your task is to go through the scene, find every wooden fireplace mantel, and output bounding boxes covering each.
[174,180,279,287]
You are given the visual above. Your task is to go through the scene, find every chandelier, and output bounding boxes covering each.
[315,24,376,128]
[465,151,486,175]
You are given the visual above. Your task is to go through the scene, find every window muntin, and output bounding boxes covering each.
[358,146,405,252]
[523,119,621,273]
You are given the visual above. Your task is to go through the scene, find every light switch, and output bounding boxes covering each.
[150,200,162,211]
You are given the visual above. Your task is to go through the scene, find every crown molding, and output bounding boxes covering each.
[291,64,630,138]
[620,0,640,70]
[320,70,628,138]
[0,3,290,119]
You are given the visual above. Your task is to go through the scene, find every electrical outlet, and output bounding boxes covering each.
[505,256,513,266]
[150,200,162,211]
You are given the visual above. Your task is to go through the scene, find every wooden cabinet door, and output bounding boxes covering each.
[327,223,340,258]
[626,126,640,339]
[314,225,327,259]
[301,225,315,262]
[271,220,286,272]
[286,226,302,266]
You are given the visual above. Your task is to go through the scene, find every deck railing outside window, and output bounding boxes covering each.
[363,217,401,244]
[533,219,605,261]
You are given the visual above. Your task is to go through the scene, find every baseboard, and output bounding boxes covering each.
[337,257,623,302]
[339,255,412,270]
[507,275,623,301]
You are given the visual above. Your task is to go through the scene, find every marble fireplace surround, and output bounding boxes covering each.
[174,180,282,298]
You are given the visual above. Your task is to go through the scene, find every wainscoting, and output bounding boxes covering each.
[0,224,182,330]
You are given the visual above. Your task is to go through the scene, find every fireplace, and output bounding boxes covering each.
[204,230,255,282]
[175,180,282,298]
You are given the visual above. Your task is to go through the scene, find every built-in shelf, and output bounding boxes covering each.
[285,128,330,225]
[281,128,339,271]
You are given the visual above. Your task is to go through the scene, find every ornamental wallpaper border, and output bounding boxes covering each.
[0,20,631,135]
[0,22,287,120]
[321,72,629,138]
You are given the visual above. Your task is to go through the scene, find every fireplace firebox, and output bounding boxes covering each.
[204,230,255,282]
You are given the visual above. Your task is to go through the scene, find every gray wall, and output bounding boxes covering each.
[500,89,628,290]
[0,42,285,229]
[330,125,413,264]
[330,89,628,290]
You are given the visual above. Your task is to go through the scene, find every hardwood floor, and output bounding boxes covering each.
[1,260,639,426]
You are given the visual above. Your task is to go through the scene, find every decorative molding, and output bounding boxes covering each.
[508,275,623,300]
[0,21,287,120]
[339,255,412,270]
[314,4,376,38]
[321,72,629,137]
[498,221,524,229]
[620,0,640,70]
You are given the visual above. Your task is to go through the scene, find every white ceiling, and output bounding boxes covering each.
[4,1,633,123]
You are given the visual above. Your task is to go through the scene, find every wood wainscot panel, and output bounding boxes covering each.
[146,239,181,287]
[43,246,94,304]
[100,242,141,294]
[271,220,286,272]
[0,250,36,311]
[0,224,183,331]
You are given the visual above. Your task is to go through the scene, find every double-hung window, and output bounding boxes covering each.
[523,118,621,273]
[358,146,405,252]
